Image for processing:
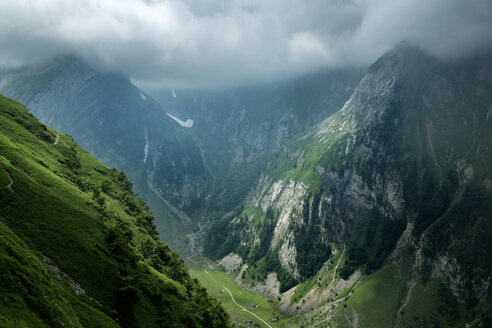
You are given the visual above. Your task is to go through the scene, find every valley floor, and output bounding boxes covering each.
[185,256,295,328]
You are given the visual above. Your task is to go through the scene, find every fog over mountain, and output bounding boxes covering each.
[2,0,492,326]
[1,0,491,89]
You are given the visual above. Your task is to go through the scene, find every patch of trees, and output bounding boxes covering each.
[413,170,459,236]
[204,215,248,260]
[249,207,276,262]
[107,220,230,327]
[293,223,331,279]
[341,209,405,279]
[246,252,298,293]
[425,184,492,288]
[292,194,332,279]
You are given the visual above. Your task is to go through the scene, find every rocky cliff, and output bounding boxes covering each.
[205,43,492,326]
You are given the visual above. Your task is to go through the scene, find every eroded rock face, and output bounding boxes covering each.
[154,69,363,167]
[218,253,243,274]
[249,178,309,248]
[239,272,281,299]
[278,232,300,279]
[430,254,489,301]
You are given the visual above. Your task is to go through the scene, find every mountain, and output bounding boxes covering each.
[150,69,363,227]
[2,43,491,327]
[0,58,363,253]
[0,94,229,327]
[0,57,209,249]
[153,69,362,164]
[204,43,492,326]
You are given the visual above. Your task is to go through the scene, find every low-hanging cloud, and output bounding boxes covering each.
[0,0,491,89]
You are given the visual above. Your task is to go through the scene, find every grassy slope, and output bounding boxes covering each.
[187,259,295,327]
[0,220,118,328]
[0,94,230,327]
[334,273,468,328]
[345,265,407,328]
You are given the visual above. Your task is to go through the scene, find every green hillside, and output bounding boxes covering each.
[0,57,209,251]
[0,94,230,327]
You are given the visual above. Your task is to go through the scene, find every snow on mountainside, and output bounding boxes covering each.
[166,112,194,128]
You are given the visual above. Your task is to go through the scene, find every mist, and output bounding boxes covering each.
[0,0,491,89]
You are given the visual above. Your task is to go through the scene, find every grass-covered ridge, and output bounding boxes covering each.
[0,94,230,327]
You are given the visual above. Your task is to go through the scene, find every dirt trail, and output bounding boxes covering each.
[3,169,13,192]
[223,287,273,328]
[331,246,345,286]
[54,134,60,145]
[310,292,355,328]
[187,254,273,328]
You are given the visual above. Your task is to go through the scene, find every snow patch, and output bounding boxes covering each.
[140,92,147,100]
[167,113,194,128]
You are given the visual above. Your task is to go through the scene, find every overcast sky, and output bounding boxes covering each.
[1,0,491,89]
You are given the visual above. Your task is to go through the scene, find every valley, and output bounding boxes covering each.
[0,42,491,327]
[2,1,492,326]
[186,255,292,328]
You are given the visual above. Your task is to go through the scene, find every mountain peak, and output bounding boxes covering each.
[368,41,432,76]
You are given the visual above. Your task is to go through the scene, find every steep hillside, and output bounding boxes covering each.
[0,94,229,327]
[205,43,492,326]
[0,58,208,249]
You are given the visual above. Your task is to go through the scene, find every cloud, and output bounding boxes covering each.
[0,0,491,89]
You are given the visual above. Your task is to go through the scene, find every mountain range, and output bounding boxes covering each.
[1,42,491,327]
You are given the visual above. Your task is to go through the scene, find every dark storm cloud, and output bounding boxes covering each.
[0,0,491,89]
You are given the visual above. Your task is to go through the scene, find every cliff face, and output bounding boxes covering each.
[0,60,362,251]
[205,44,492,325]
[154,69,363,164]
[151,69,363,221]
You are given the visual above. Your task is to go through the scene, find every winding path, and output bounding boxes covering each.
[188,254,273,328]
[222,286,273,328]
[331,246,345,286]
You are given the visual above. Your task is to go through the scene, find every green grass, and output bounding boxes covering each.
[187,259,295,327]
[0,220,117,328]
[399,280,443,327]
[345,265,406,328]
[244,206,266,222]
[0,94,230,327]
[290,276,316,304]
